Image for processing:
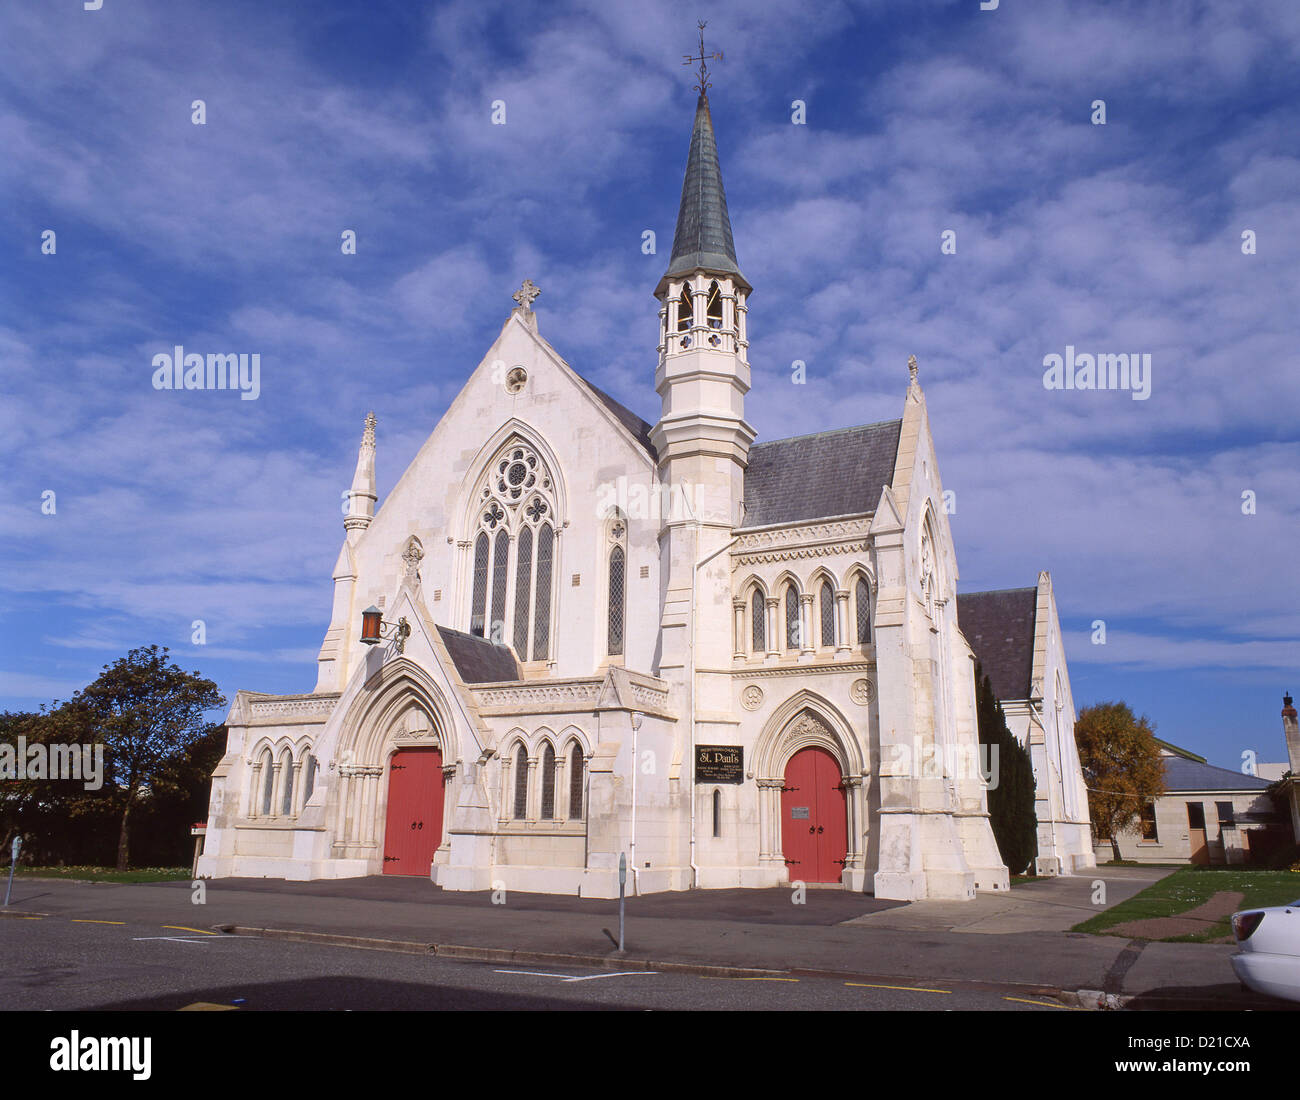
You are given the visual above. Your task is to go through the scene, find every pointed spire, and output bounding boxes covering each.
[345,411,377,535]
[662,93,746,287]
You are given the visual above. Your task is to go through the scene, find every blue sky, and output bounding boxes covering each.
[1,0,1296,769]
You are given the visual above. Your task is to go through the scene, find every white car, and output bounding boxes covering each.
[1231,899,1300,1004]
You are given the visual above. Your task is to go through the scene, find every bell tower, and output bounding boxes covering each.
[652,29,756,761]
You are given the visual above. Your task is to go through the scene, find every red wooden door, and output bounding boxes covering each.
[382,748,444,876]
[781,747,847,883]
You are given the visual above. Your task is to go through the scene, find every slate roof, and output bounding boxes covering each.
[572,371,655,457]
[957,587,1039,702]
[740,420,902,529]
[436,625,520,684]
[1160,756,1273,793]
[664,94,745,283]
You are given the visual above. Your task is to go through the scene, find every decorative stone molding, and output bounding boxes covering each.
[734,517,871,550]
[850,678,876,705]
[741,684,764,711]
[732,662,875,679]
[247,694,340,718]
[473,677,670,716]
[733,541,870,567]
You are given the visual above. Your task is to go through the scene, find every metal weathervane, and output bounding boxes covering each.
[683,20,724,95]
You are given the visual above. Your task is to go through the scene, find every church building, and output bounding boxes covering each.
[198,85,1093,900]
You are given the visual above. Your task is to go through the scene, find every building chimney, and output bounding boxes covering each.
[1284,692,1300,774]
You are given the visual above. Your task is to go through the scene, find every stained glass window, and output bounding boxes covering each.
[608,546,625,656]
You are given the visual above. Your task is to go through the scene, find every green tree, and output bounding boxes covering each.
[974,664,1038,875]
[67,646,225,870]
[1074,701,1164,862]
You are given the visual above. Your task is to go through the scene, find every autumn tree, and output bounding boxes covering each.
[1074,701,1165,862]
[67,646,225,870]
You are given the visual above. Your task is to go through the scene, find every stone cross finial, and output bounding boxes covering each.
[513,279,541,310]
[908,354,918,383]
[362,410,376,446]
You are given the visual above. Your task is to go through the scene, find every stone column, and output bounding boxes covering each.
[835,590,851,653]
[798,594,815,657]
[732,598,746,659]
[765,598,780,660]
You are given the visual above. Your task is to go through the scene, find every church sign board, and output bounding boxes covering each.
[695,745,744,784]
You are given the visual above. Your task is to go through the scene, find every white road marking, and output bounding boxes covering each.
[132,936,211,944]
[492,968,658,983]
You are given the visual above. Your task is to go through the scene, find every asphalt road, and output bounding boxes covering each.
[1,917,1071,1012]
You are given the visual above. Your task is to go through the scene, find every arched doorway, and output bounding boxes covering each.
[382,747,444,875]
[781,746,847,883]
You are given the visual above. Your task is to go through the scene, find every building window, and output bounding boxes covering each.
[712,789,722,837]
[855,577,871,643]
[568,744,585,820]
[541,743,556,820]
[608,546,625,656]
[533,523,554,660]
[676,286,692,332]
[469,439,558,658]
[751,589,765,653]
[260,749,274,816]
[705,281,723,329]
[819,581,835,647]
[513,745,528,820]
[1139,801,1158,841]
[301,754,316,805]
[280,750,294,816]
[513,526,533,655]
[470,533,490,637]
[1216,801,1235,826]
[785,585,800,650]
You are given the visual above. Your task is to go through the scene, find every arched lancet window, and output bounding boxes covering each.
[489,530,509,641]
[468,439,558,657]
[533,523,554,660]
[705,281,723,329]
[470,532,489,637]
[512,744,528,820]
[676,285,692,332]
[608,546,625,656]
[750,588,765,653]
[259,749,274,816]
[785,584,800,650]
[301,754,316,805]
[568,743,585,820]
[540,742,556,819]
[279,750,294,816]
[712,788,722,838]
[513,526,533,655]
[819,581,835,647]
[855,576,871,644]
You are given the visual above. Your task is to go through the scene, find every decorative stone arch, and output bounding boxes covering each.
[328,658,460,857]
[456,419,569,542]
[845,563,876,647]
[754,690,867,882]
[807,566,840,649]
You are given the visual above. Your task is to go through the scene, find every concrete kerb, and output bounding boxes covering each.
[215,923,1083,1003]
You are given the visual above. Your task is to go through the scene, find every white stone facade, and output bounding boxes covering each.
[197,93,1023,900]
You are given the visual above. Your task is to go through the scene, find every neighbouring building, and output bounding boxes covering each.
[957,575,1096,876]
[194,83,1100,900]
[1098,723,1294,865]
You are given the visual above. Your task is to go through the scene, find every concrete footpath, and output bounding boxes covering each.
[2,866,1292,1010]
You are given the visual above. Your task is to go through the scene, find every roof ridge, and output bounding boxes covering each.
[960,587,1038,598]
[752,418,903,448]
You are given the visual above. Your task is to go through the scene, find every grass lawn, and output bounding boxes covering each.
[12,866,190,884]
[1073,866,1300,943]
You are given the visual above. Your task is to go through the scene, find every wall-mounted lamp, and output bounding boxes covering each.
[360,605,411,653]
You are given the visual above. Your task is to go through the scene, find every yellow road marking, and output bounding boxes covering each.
[846,982,952,994]
[12,915,43,920]
[178,1002,240,1011]
[163,925,218,935]
[1003,996,1078,1010]
[72,919,125,925]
